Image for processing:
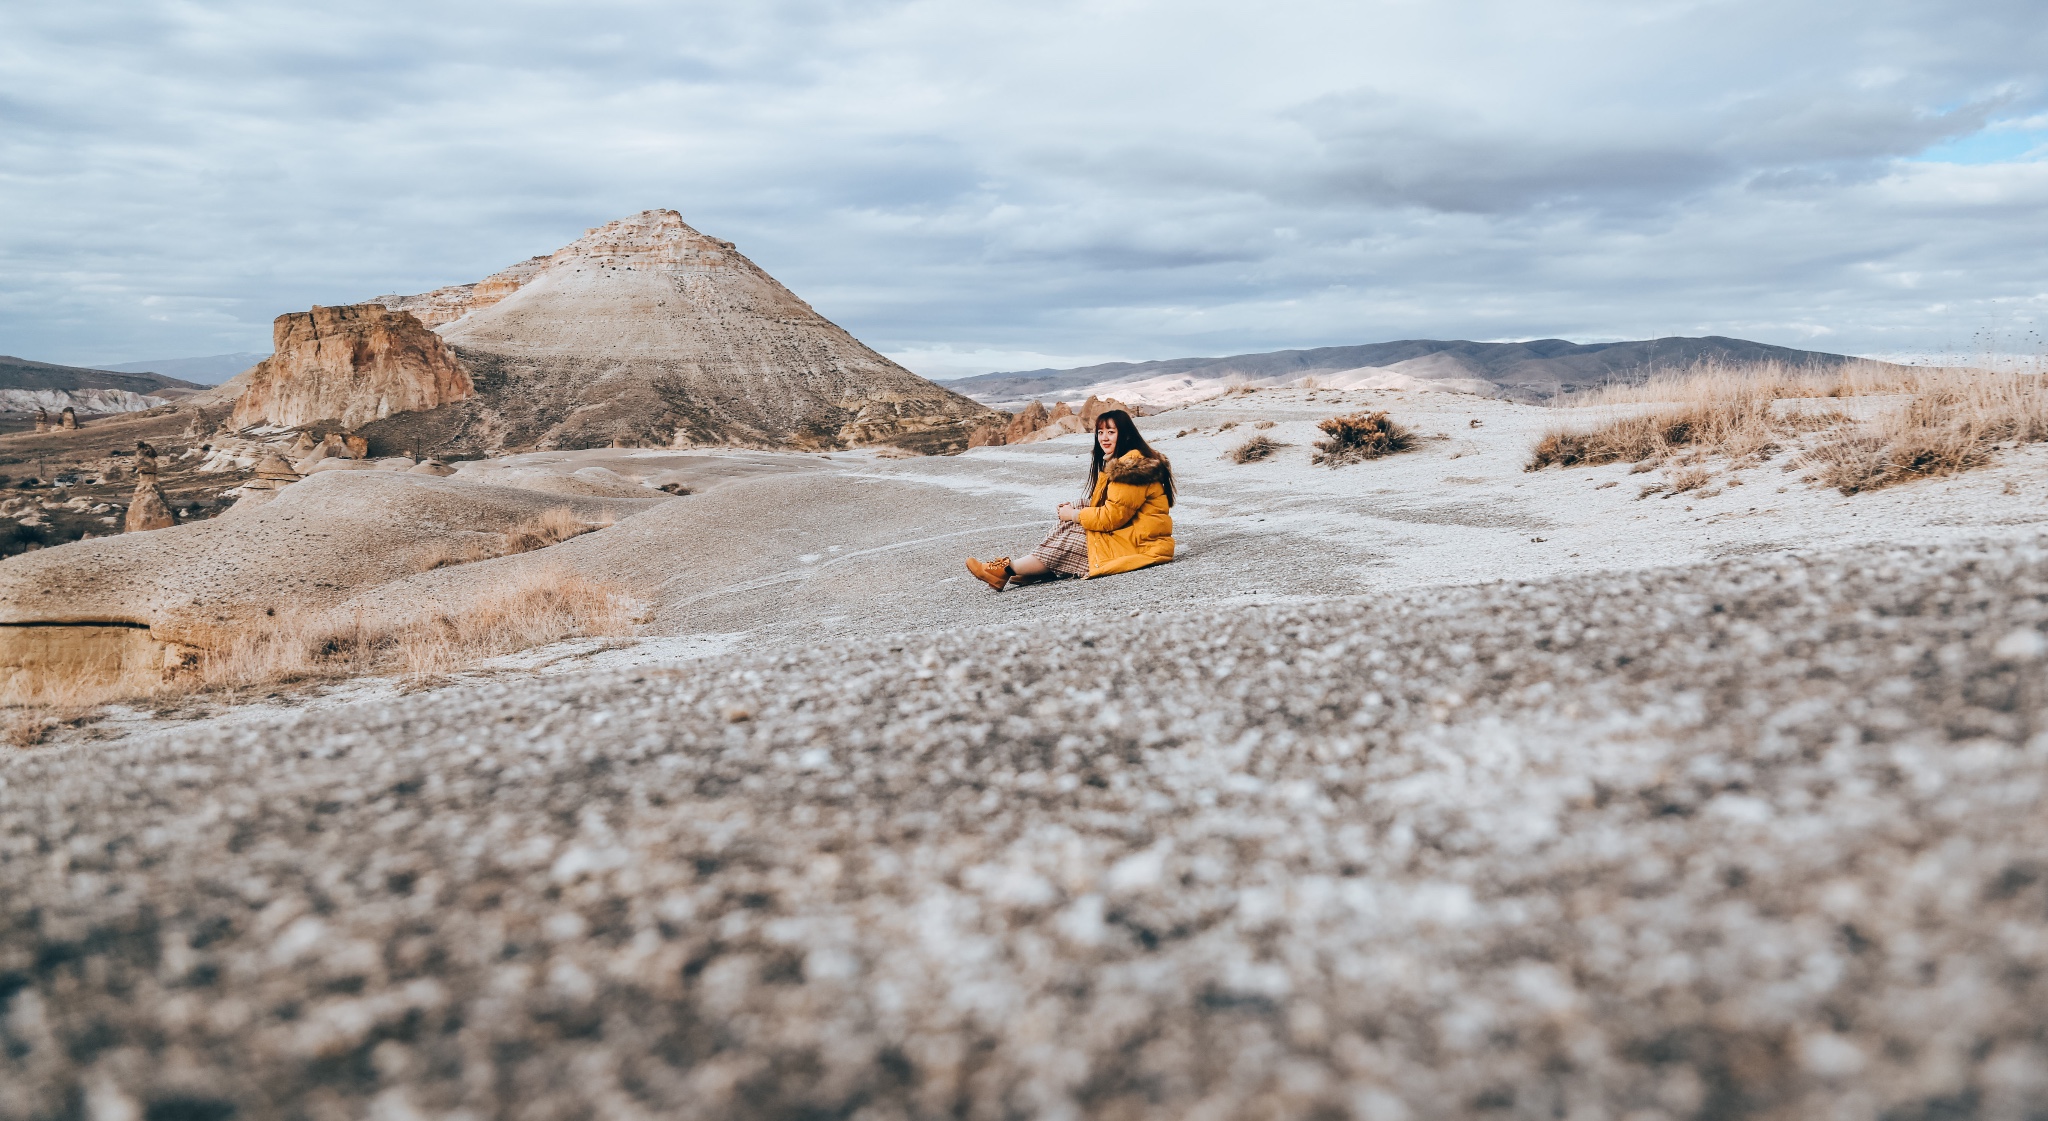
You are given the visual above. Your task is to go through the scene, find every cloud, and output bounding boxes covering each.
[1,0,2045,372]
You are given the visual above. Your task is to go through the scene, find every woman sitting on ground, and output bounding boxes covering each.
[966,408,1175,590]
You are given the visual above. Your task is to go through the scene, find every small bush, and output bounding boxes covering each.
[1312,412,1415,467]
[1228,435,1287,463]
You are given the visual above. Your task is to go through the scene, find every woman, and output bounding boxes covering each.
[966,409,1175,590]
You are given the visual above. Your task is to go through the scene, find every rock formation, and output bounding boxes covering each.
[229,304,474,431]
[975,395,1142,446]
[123,442,176,532]
[32,407,48,433]
[58,406,76,430]
[1004,401,1050,444]
[232,451,304,509]
[369,209,1001,455]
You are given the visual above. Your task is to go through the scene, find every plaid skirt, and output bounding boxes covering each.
[1029,521,1091,577]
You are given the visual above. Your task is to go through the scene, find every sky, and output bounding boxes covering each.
[2,1,2045,380]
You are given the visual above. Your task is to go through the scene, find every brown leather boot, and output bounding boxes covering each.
[965,556,1011,591]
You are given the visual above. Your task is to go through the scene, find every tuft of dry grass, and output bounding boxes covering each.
[1227,435,1288,463]
[1312,412,1416,467]
[192,567,637,692]
[1667,466,1713,494]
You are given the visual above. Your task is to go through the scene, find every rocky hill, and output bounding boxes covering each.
[950,336,1884,407]
[0,355,208,415]
[366,209,1001,454]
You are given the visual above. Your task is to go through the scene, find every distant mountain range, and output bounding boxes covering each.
[90,353,267,386]
[944,336,1884,408]
[0,355,210,415]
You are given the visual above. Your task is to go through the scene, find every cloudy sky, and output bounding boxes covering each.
[2,0,2044,378]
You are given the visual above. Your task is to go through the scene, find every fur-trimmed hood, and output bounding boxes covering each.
[1103,450,1171,487]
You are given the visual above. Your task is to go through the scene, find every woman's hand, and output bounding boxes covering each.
[1056,502,1078,523]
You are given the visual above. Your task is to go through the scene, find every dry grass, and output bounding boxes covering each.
[1525,360,1896,471]
[194,567,638,691]
[414,508,610,571]
[1799,368,2048,493]
[503,507,609,554]
[1528,359,2048,494]
[1312,412,1416,467]
[1228,435,1288,463]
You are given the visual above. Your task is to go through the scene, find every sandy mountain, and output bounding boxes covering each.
[366,209,1001,454]
[950,336,1885,408]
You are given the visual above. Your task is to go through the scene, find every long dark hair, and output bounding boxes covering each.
[1087,409,1174,507]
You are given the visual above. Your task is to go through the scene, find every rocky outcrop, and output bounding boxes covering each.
[58,407,76,430]
[32,407,47,433]
[369,209,1002,455]
[229,304,474,432]
[123,443,177,532]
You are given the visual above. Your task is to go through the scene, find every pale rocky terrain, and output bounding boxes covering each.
[4,387,2048,1118]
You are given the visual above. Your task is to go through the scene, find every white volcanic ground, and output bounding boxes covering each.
[5,387,2048,1118]
[0,388,168,415]
[989,352,1505,410]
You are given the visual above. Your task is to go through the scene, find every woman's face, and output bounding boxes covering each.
[1097,420,1118,455]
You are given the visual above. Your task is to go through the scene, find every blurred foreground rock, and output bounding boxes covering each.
[4,535,2048,1118]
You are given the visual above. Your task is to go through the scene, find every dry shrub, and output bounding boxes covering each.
[1228,435,1288,463]
[1801,369,2048,493]
[504,507,608,555]
[1253,420,1276,430]
[195,568,637,691]
[1312,412,1415,467]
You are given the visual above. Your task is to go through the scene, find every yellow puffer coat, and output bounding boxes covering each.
[1075,450,1175,578]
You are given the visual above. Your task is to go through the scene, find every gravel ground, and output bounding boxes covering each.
[6,535,2048,1120]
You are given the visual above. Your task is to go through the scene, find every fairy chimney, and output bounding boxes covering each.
[32,407,48,433]
[58,407,77,430]
[134,441,159,479]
